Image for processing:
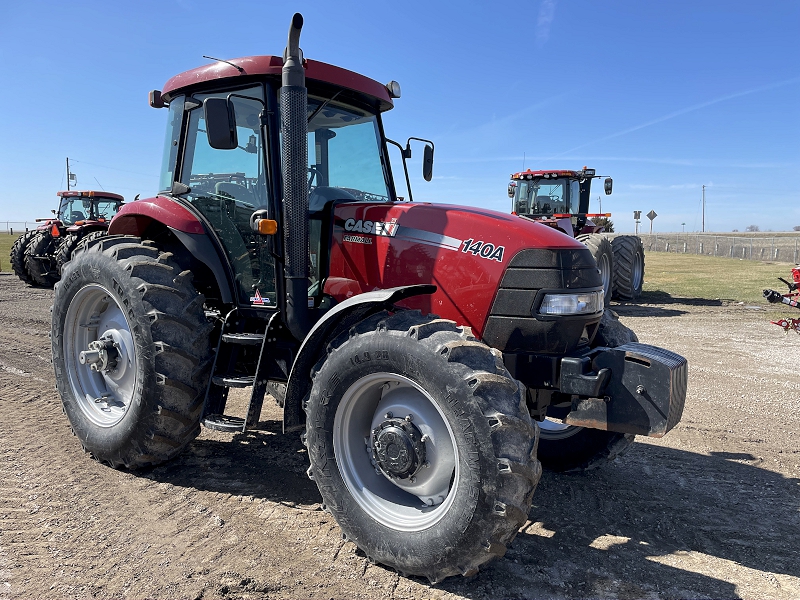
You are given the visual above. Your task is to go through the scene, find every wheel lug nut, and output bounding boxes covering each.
[410,476,416,483]
[385,412,393,419]
[405,414,413,422]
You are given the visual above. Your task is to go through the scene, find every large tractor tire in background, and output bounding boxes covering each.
[535,309,637,472]
[611,235,645,300]
[51,236,213,469]
[10,231,36,284]
[24,231,60,288]
[56,230,107,274]
[305,310,541,583]
[576,233,613,306]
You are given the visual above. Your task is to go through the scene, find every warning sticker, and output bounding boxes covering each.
[250,289,270,305]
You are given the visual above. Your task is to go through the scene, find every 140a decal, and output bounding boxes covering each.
[461,238,505,262]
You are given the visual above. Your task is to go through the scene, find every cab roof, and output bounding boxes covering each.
[511,169,586,181]
[161,56,394,112]
[57,190,124,202]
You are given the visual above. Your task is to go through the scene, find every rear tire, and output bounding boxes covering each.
[51,236,213,468]
[612,235,645,300]
[56,230,107,274]
[536,310,637,472]
[24,231,59,287]
[305,311,540,582]
[576,234,613,306]
[10,231,36,284]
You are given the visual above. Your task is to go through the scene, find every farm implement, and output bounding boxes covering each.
[764,266,800,333]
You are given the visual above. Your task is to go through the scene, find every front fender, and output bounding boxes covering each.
[283,284,436,432]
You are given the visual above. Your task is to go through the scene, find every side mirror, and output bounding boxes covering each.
[204,97,238,150]
[508,182,516,199]
[604,177,613,195]
[422,144,434,182]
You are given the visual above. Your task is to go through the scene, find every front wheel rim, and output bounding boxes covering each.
[333,372,459,532]
[538,418,583,440]
[598,253,611,298]
[63,284,137,427]
[632,251,644,291]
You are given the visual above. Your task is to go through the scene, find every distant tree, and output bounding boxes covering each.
[745,225,760,232]
[593,217,614,232]
[732,229,739,232]
[794,225,800,231]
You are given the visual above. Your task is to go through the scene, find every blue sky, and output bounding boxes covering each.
[0,0,797,233]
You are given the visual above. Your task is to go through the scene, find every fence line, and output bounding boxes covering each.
[1,222,38,235]
[639,233,800,264]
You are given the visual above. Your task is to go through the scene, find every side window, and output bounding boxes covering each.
[159,97,185,193]
[569,180,581,214]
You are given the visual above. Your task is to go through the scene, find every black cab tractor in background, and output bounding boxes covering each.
[509,168,645,302]
[10,190,123,287]
[50,14,687,582]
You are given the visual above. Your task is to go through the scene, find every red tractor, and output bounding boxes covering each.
[508,168,645,302]
[50,14,687,582]
[10,190,123,287]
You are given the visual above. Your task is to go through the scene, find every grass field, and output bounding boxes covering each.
[0,232,22,273]
[641,251,794,306]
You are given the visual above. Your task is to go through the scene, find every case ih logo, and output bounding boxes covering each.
[344,218,398,237]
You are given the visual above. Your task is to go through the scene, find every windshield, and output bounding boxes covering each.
[514,178,580,216]
[306,97,390,204]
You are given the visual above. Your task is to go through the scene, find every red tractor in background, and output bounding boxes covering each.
[50,14,687,582]
[508,168,645,302]
[10,190,124,287]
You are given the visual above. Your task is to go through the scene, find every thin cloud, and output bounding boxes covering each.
[547,76,800,159]
[536,0,557,48]
[437,154,795,169]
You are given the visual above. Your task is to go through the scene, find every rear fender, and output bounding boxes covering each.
[109,195,234,304]
[283,284,436,432]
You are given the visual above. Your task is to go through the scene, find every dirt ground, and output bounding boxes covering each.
[1,272,798,600]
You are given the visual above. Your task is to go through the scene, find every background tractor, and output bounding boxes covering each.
[10,190,123,287]
[50,14,687,582]
[508,168,645,301]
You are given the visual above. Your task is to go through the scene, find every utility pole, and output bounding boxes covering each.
[702,184,705,233]
[66,157,76,191]
[598,196,602,214]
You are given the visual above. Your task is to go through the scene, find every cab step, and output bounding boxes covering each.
[211,375,254,388]
[202,414,246,432]
[221,332,265,345]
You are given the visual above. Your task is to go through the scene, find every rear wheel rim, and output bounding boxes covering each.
[63,284,137,427]
[632,250,644,291]
[333,372,459,531]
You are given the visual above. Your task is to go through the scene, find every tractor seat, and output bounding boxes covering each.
[70,211,86,222]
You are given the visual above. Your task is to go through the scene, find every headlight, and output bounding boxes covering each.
[538,291,604,316]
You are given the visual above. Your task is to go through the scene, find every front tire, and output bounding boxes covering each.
[51,236,213,468]
[24,231,60,287]
[305,311,540,583]
[576,234,613,306]
[56,230,106,274]
[536,310,637,472]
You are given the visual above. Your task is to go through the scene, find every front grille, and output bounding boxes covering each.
[482,248,603,353]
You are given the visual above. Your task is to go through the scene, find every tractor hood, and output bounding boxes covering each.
[325,201,600,347]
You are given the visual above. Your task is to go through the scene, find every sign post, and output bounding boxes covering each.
[647,210,657,234]
[633,210,641,235]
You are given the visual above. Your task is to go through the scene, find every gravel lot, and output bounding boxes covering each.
[1,272,798,600]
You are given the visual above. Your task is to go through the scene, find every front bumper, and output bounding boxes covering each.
[507,343,688,438]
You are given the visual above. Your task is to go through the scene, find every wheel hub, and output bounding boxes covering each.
[79,335,119,373]
[372,416,426,480]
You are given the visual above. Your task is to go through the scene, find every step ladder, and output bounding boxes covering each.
[201,311,281,433]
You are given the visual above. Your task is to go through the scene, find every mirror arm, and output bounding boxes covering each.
[387,138,414,202]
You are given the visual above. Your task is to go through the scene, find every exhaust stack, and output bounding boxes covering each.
[280,13,311,340]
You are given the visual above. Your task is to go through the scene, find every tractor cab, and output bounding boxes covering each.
[509,168,612,236]
[56,191,124,227]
